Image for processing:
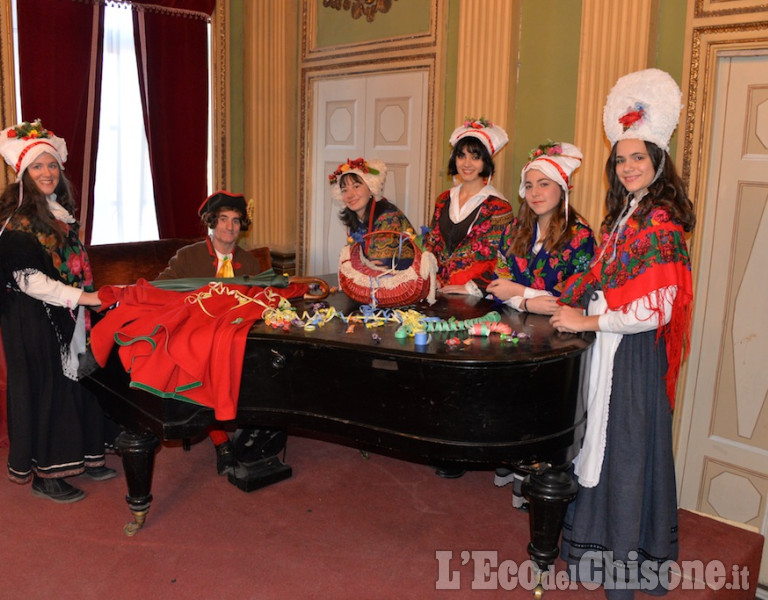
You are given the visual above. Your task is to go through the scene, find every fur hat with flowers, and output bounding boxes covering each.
[449,117,508,156]
[603,68,683,152]
[0,119,68,180]
[328,157,387,203]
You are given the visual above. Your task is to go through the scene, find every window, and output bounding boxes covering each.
[91,4,158,244]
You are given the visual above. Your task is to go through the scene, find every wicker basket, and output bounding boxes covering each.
[338,230,437,307]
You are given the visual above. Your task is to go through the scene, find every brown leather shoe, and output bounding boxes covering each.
[31,475,86,503]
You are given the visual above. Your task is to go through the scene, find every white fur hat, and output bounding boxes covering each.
[603,68,682,152]
[329,158,387,203]
[0,119,68,180]
[449,118,508,156]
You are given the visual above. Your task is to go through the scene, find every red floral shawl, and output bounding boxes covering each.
[559,206,693,407]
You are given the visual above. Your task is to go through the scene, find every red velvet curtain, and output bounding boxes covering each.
[132,0,215,238]
[16,0,104,243]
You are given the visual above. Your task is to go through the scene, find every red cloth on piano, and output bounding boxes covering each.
[91,279,305,420]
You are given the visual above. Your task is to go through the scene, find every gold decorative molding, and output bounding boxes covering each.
[0,0,16,190]
[210,0,228,192]
[302,0,439,63]
[573,0,656,236]
[682,21,768,194]
[695,0,768,18]
[321,0,398,23]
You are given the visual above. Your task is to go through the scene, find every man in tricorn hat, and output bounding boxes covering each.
[156,191,275,476]
[157,190,263,280]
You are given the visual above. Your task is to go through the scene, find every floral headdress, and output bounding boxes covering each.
[328,157,388,204]
[448,117,508,157]
[519,141,583,222]
[328,157,380,186]
[0,119,69,238]
[0,118,68,179]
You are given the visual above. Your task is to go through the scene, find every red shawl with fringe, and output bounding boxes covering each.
[559,206,693,408]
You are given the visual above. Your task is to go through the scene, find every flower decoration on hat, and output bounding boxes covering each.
[462,117,493,129]
[527,140,564,163]
[618,103,645,132]
[603,68,682,151]
[449,117,508,157]
[328,157,388,204]
[6,119,54,141]
[328,157,380,186]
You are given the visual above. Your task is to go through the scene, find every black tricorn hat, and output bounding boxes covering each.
[198,190,247,217]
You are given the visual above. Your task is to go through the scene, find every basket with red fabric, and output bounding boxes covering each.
[338,230,437,308]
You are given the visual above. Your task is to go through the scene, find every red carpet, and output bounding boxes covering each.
[0,435,762,599]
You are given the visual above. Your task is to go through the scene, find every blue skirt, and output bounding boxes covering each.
[560,329,678,599]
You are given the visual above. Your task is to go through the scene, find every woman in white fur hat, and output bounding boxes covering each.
[551,69,696,598]
[0,120,115,503]
[421,118,514,293]
[487,141,595,315]
[329,157,414,267]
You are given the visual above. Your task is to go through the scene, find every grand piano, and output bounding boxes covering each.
[85,283,593,584]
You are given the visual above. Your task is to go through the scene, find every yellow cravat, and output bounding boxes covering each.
[217,256,234,278]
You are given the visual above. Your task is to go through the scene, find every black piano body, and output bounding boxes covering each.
[86,289,593,577]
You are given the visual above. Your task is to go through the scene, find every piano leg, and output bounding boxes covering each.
[522,468,578,598]
[115,430,160,536]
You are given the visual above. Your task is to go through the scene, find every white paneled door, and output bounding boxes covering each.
[676,54,768,584]
[308,70,428,275]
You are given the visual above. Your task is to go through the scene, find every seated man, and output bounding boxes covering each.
[156,190,280,476]
[157,190,264,280]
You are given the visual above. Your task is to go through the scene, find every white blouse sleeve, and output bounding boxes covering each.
[503,287,552,311]
[597,285,676,334]
[14,270,83,308]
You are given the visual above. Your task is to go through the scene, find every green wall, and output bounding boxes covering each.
[509,0,582,208]
[655,0,688,158]
[439,0,460,188]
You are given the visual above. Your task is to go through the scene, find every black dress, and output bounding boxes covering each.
[0,227,108,482]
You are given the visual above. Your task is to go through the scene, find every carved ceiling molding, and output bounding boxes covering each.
[694,0,768,18]
[321,0,397,23]
[303,0,437,62]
